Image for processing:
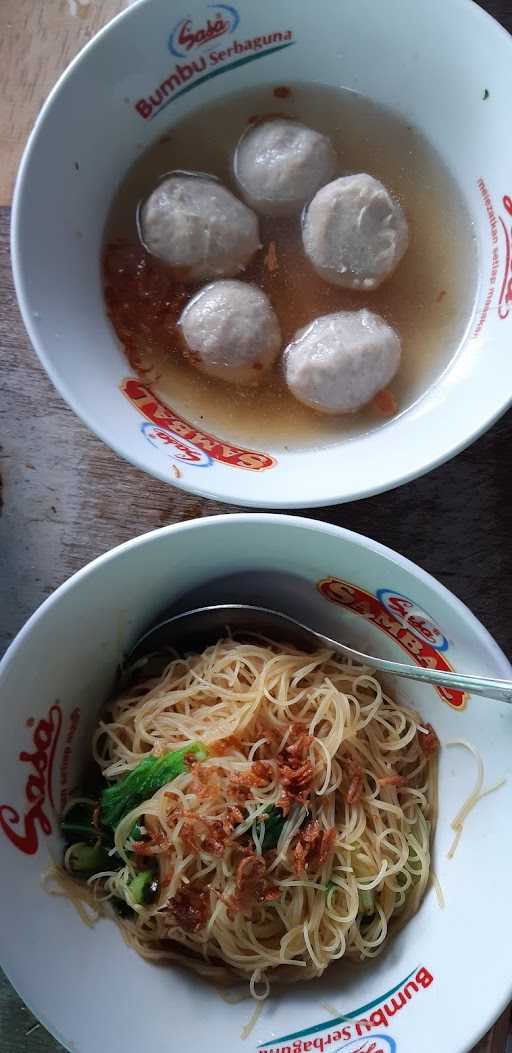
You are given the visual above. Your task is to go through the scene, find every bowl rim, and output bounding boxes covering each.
[2,512,510,677]
[10,0,512,508]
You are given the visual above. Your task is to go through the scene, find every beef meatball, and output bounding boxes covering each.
[139,172,261,281]
[284,309,401,414]
[179,280,281,385]
[302,173,409,290]
[234,119,337,217]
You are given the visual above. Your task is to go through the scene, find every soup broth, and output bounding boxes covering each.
[104,82,477,450]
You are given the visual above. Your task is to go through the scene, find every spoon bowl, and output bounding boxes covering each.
[130,603,512,704]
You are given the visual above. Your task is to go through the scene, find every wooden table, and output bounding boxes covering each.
[1,2,511,1050]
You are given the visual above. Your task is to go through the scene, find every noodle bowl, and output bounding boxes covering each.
[3,511,512,1053]
[61,639,438,995]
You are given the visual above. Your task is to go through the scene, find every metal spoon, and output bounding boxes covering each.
[128,603,512,704]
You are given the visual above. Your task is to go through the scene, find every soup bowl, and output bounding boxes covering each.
[0,513,511,1053]
[11,0,512,507]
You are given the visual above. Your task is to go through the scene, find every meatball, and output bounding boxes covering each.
[302,173,409,290]
[139,172,260,281]
[284,309,401,414]
[233,119,337,217]
[179,280,281,385]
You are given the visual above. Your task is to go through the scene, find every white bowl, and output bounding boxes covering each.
[0,513,511,1053]
[11,0,512,509]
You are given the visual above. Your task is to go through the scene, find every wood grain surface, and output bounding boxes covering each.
[1,1,512,1050]
[0,0,128,206]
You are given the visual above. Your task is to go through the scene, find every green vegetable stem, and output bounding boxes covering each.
[358,888,375,915]
[127,869,159,906]
[67,842,113,875]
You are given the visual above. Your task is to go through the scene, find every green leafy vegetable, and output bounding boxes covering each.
[127,870,159,906]
[358,888,375,915]
[259,806,286,852]
[398,817,431,891]
[100,742,207,829]
[257,805,308,852]
[325,879,337,895]
[128,821,145,842]
[67,842,113,875]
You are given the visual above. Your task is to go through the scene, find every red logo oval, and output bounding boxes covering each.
[0,704,62,855]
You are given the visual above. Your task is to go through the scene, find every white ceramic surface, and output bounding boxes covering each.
[0,513,511,1053]
[10,0,512,507]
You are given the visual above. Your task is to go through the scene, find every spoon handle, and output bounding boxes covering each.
[320,635,512,704]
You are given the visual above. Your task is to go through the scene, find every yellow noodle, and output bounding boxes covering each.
[43,862,101,928]
[240,998,264,1039]
[446,740,506,859]
[430,870,445,909]
[64,639,436,994]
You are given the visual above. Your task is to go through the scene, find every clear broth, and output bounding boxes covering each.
[104,82,477,451]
